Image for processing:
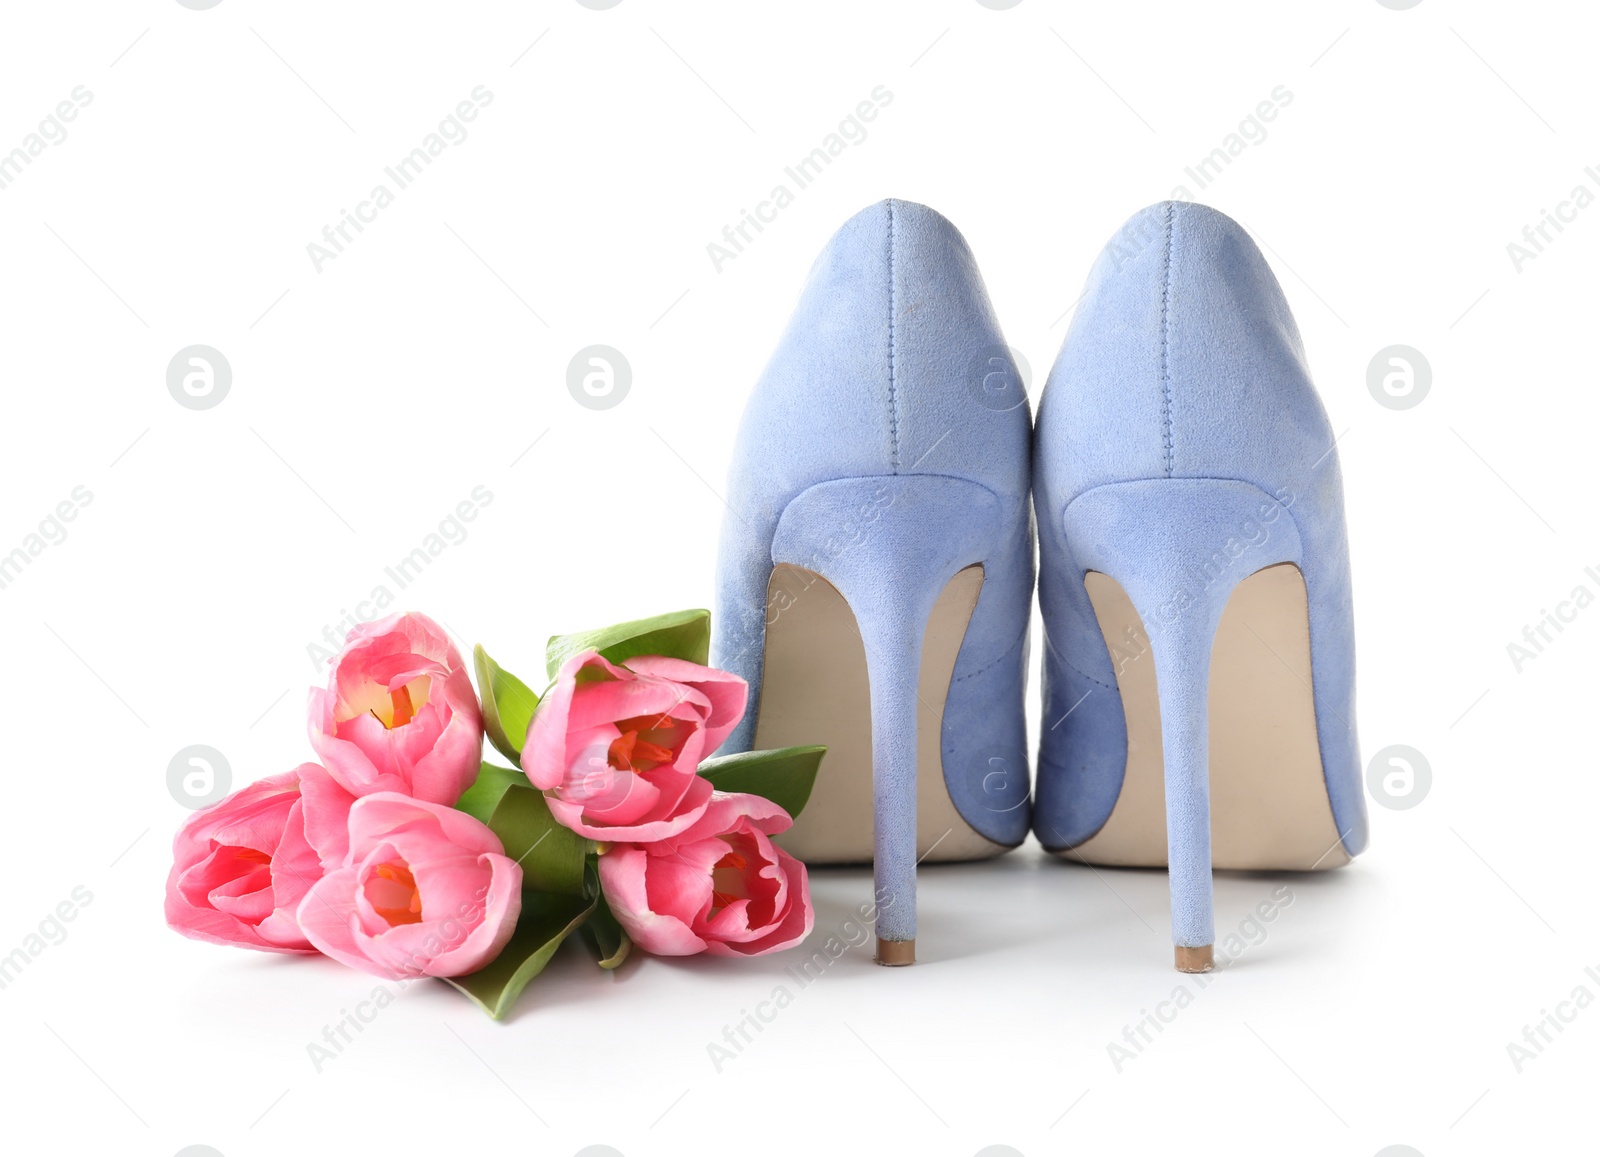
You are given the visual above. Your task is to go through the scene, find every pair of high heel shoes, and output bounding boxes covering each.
[711,200,1365,973]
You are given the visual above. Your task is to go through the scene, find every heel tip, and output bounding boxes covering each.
[875,938,915,966]
[1175,945,1213,973]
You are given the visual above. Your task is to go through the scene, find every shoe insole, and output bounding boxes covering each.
[1062,562,1350,871]
[752,562,1006,865]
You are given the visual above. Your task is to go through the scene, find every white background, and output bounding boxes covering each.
[1,2,1595,1155]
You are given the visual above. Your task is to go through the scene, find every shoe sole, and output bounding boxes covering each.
[752,562,1006,865]
[1060,562,1350,871]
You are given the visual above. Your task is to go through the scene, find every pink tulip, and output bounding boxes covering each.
[309,612,483,805]
[165,763,354,954]
[598,792,812,957]
[523,651,747,842]
[296,793,521,979]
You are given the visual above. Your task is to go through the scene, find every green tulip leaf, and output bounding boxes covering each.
[697,744,825,820]
[545,608,711,680]
[474,644,540,763]
[454,762,532,826]
[578,859,632,970]
[488,784,589,899]
[441,892,595,1021]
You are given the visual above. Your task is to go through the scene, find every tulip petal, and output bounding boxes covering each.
[346,793,507,859]
[310,612,483,804]
[598,846,708,956]
[622,655,748,751]
[297,869,391,975]
[705,845,813,957]
[296,763,356,870]
[566,677,710,734]
[424,854,523,977]
[549,774,713,843]
[164,768,319,955]
[522,661,580,791]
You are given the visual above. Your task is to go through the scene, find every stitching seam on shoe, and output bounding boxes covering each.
[1064,657,1118,692]
[1160,201,1175,478]
[887,199,901,473]
[949,617,1032,683]
[1042,626,1119,691]
[1038,624,1119,692]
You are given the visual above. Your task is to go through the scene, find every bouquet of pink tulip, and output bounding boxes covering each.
[165,608,823,1019]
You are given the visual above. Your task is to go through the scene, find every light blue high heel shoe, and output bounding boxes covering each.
[712,199,1034,965]
[1033,202,1367,972]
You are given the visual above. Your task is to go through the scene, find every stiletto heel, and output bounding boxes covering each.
[1064,479,1303,971]
[772,476,1002,964]
[712,200,1035,964]
[1034,201,1367,971]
